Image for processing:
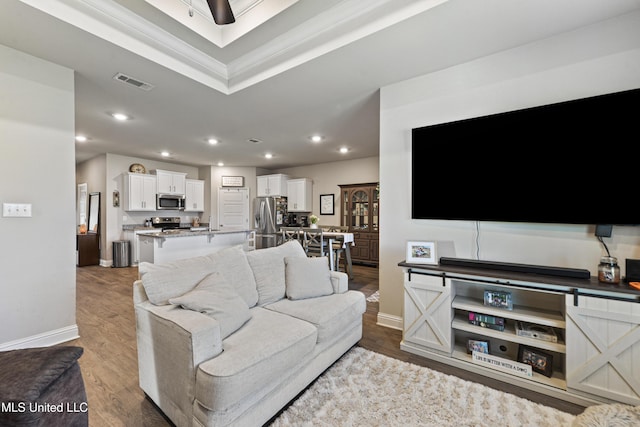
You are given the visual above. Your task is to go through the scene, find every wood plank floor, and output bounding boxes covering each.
[68,262,585,426]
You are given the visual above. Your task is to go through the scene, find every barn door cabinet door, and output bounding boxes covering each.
[401,272,452,354]
[565,294,640,405]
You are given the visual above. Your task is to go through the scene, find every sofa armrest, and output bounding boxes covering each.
[329,270,349,294]
[134,298,223,421]
[133,280,147,304]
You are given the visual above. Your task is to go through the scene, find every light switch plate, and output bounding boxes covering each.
[3,203,32,217]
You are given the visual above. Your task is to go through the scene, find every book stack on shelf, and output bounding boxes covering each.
[468,311,505,331]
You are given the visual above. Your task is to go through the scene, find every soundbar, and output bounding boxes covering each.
[439,257,591,279]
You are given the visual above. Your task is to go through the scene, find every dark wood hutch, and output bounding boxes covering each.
[339,182,379,265]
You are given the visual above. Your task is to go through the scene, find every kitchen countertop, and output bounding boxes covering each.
[138,228,252,239]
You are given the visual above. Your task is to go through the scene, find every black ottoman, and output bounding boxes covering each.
[0,346,88,426]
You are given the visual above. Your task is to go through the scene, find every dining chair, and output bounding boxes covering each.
[301,227,334,270]
[318,225,348,272]
[280,226,302,246]
[323,225,349,232]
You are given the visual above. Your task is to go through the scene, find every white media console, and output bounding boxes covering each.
[399,259,640,407]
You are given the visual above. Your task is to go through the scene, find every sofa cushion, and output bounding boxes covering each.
[246,240,307,306]
[168,272,251,340]
[195,307,317,411]
[139,245,258,306]
[139,254,217,305]
[284,256,334,300]
[265,291,366,344]
[205,245,258,307]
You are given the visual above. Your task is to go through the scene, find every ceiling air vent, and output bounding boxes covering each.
[113,73,154,91]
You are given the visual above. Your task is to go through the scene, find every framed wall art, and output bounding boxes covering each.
[221,176,244,187]
[406,241,437,264]
[320,194,334,215]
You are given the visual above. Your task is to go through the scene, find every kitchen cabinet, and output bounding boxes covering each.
[257,174,288,197]
[287,178,312,212]
[125,173,156,211]
[154,169,186,195]
[185,179,205,212]
[339,182,379,265]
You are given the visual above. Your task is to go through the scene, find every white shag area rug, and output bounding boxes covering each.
[366,291,379,303]
[271,346,576,427]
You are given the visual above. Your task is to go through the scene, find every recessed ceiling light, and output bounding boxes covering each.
[217,162,224,167]
[161,151,170,157]
[339,147,349,153]
[75,135,88,142]
[265,153,273,159]
[111,112,130,121]
[208,138,219,145]
[310,135,323,143]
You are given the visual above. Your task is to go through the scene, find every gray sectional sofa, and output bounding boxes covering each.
[133,240,366,426]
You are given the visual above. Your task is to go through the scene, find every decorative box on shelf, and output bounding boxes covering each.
[515,321,558,343]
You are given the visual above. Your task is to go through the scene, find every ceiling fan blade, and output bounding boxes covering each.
[206,0,235,25]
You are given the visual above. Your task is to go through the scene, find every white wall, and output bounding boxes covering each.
[277,157,379,225]
[0,44,78,348]
[378,10,640,329]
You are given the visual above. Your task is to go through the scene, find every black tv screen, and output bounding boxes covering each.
[411,87,639,225]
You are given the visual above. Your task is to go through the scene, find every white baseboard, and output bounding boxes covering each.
[100,258,112,267]
[0,325,79,351]
[376,311,403,330]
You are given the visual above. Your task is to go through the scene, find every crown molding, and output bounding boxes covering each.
[19,0,449,94]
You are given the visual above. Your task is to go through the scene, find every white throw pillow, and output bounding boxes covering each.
[246,240,307,305]
[168,272,251,339]
[284,256,334,300]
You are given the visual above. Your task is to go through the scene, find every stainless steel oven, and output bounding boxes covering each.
[156,194,185,210]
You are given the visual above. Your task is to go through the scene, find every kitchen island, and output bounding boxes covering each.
[138,228,253,264]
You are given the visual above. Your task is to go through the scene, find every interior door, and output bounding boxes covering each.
[218,187,250,230]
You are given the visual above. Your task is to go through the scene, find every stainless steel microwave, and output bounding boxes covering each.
[156,194,185,210]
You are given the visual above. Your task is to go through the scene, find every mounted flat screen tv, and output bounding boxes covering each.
[411,87,639,225]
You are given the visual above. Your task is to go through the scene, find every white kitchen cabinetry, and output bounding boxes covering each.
[400,262,640,407]
[154,169,186,195]
[125,173,156,211]
[257,174,288,197]
[286,178,312,212]
[185,179,205,212]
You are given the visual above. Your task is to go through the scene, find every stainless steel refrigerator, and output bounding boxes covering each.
[253,196,287,249]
